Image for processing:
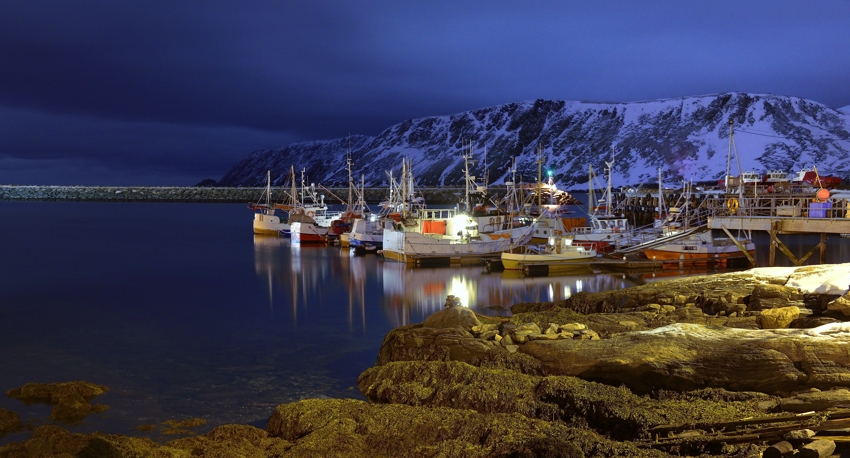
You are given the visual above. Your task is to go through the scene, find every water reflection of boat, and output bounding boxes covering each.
[379,262,633,327]
[498,270,629,301]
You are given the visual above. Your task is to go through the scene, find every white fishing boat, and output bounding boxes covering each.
[350,162,416,250]
[521,150,585,244]
[567,152,641,252]
[250,170,287,236]
[501,235,597,270]
[290,220,330,244]
[380,152,535,263]
[287,168,337,242]
[382,216,535,264]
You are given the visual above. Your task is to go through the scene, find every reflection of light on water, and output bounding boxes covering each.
[563,285,571,299]
[449,276,472,307]
[576,280,583,293]
[548,284,554,302]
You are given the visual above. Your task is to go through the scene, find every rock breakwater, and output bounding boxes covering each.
[0,185,469,204]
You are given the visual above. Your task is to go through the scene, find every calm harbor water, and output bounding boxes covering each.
[1,200,849,444]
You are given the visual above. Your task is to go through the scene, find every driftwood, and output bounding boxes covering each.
[638,408,850,450]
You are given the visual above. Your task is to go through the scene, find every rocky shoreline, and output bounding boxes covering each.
[4,265,850,457]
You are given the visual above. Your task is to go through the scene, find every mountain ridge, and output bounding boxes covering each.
[218,92,850,189]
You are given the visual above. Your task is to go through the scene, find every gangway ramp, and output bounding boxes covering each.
[608,226,709,257]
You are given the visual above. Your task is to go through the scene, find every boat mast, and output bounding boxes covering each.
[605,146,614,217]
[265,170,271,208]
[401,159,408,217]
[588,164,594,216]
[728,119,745,215]
[536,144,544,212]
[508,158,517,227]
[657,167,666,221]
[462,140,477,213]
[347,155,354,213]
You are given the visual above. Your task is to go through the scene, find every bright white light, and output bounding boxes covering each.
[576,280,583,293]
[449,277,471,307]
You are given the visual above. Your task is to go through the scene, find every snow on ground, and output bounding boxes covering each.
[750,263,850,295]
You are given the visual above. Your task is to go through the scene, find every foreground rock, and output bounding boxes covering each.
[266,398,659,457]
[4,265,850,457]
[520,322,850,394]
[0,409,20,437]
[6,381,109,423]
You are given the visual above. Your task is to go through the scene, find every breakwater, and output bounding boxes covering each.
[0,185,469,204]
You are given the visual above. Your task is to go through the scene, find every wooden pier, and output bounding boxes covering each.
[613,188,850,268]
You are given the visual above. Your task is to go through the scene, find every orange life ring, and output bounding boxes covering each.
[307,211,315,218]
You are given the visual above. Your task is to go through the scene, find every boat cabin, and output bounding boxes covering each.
[740,171,761,183]
[762,170,790,184]
[589,216,628,233]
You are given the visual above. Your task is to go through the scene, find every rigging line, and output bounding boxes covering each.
[736,129,848,140]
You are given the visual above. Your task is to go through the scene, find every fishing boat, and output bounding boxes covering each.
[762,170,791,185]
[566,153,642,252]
[325,156,370,244]
[250,170,287,236]
[521,149,585,244]
[500,235,597,271]
[350,162,415,250]
[789,166,842,189]
[287,169,337,242]
[380,156,535,263]
[290,220,329,243]
[382,216,535,264]
[643,231,755,267]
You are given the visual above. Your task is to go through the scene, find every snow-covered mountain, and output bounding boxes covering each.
[218,93,850,189]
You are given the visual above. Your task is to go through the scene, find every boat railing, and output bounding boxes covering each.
[705,194,850,219]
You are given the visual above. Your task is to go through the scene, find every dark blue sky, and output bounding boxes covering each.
[1,1,849,185]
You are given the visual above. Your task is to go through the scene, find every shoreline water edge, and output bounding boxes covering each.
[3,264,850,457]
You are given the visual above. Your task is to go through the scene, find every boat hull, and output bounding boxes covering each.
[382,225,534,263]
[290,222,329,244]
[253,213,287,236]
[644,247,755,267]
[501,251,596,270]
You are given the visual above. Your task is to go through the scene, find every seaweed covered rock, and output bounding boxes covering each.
[375,307,500,365]
[6,381,108,423]
[0,408,20,436]
[166,424,291,457]
[512,268,835,320]
[0,424,171,458]
[357,360,771,441]
[266,397,665,458]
